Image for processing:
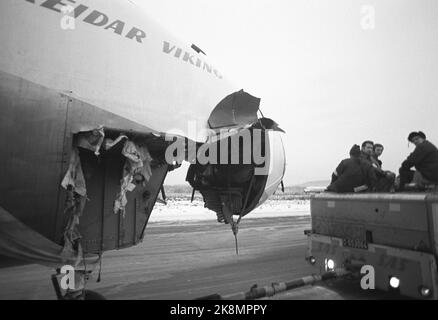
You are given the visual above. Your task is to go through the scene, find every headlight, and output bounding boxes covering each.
[419,286,431,297]
[307,256,316,265]
[389,276,400,289]
[325,258,335,271]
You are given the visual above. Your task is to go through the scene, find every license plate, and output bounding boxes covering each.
[343,238,368,250]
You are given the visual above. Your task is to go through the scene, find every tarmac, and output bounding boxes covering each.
[0,214,404,300]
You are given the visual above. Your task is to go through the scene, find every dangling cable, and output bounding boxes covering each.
[231,216,241,255]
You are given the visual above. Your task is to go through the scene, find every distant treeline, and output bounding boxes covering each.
[163,184,311,201]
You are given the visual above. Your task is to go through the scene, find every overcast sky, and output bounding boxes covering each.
[136,0,438,186]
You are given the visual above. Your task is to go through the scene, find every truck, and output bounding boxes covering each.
[305,192,438,299]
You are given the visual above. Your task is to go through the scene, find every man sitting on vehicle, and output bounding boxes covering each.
[327,144,377,193]
[398,131,438,190]
[372,143,396,192]
[372,143,384,168]
[361,141,395,192]
[360,140,374,162]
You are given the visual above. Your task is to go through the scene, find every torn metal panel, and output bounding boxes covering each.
[104,134,128,151]
[122,140,153,181]
[257,117,285,133]
[77,144,169,252]
[75,126,105,156]
[61,147,87,197]
[60,187,87,267]
[208,90,260,129]
[59,125,170,254]
[60,126,107,267]
[60,146,90,267]
[114,140,153,217]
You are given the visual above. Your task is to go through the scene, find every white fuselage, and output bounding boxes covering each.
[0,0,238,141]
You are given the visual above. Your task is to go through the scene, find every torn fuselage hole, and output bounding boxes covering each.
[60,127,172,258]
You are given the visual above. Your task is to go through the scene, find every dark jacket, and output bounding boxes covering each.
[371,157,382,169]
[400,140,438,182]
[327,157,377,193]
[362,152,388,178]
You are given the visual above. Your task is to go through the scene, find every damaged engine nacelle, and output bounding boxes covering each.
[186,124,286,224]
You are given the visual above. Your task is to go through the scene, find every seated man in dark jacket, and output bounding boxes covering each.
[327,145,377,193]
[399,131,438,189]
[360,141,395,192]
[371,143,396,192]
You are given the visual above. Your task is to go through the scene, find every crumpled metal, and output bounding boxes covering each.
[60,212,83,267]
[60,147,88,267]
[104,135,128,151]
[76,126,105,156]
[61,148,87,197]
[114,141,153,217]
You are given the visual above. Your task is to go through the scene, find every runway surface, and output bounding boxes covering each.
[0,214,403,300]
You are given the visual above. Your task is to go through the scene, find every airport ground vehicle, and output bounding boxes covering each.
[306,192,438,300]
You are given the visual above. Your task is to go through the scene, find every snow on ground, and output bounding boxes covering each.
[149,199,310,223]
